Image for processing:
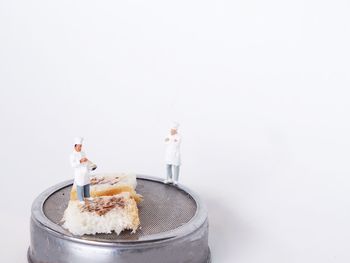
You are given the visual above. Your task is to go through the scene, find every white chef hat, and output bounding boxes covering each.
[74,137,84,145]
[171,121,180,130]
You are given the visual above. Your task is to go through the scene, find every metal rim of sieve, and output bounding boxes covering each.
[28,248,212,263]
[31,175,208,247]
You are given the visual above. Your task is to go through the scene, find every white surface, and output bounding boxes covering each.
[0,0,349,262]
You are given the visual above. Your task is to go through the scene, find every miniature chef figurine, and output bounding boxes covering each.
[70,137,97,204]
[164,122,182,186]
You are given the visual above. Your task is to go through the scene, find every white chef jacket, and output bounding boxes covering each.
[165,133,181,166]
[70,150,90,186]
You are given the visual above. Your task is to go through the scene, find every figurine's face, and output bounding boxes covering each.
[170,129,177,135]
[75,144,82,152]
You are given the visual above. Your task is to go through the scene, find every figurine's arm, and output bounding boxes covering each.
[173,135,181,145]
[164,136,170,144]
[70,154,85,168]
[80,151,89,163]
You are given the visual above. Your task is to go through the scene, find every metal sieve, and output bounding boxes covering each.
[28,175,210,263]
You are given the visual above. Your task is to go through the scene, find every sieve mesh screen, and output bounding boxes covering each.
[43,178,197,242]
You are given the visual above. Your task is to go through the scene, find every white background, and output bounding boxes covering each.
[0,0,349,262]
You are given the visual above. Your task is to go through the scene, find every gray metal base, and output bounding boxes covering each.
[28,175,210,263]
[28,247,211,263]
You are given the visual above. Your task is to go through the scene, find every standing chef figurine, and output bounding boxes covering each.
[164,122,182,186]
[70,137,97,204]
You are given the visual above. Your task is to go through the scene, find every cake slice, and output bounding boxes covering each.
[61,192,140,236]
[70,173,143,203]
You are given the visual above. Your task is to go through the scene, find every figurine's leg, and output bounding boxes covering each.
[164,164,173,184]
[173,165,180,185]
[76,185,84,202]
[84,184,91,198]
[167,164,173,180]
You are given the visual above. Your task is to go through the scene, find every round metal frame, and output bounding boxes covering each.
[28,175,211,263]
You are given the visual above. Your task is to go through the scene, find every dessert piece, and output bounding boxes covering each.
[70,173,143,203]
[62,192,140,236]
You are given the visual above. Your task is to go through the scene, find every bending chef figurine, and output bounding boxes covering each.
[70,137,97,204]
[164,122,181,186]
